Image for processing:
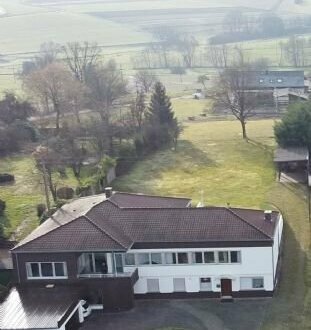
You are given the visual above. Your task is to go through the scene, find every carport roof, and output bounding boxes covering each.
[274,147,309,163]
[0,286,80,330]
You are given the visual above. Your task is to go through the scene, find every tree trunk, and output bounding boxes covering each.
[240,120,247,140]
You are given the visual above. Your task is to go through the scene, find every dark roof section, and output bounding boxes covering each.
[274,147,309,163]
[14,194,280,251]
[247,70,305,89]
[0,286,80,329]
[108,192,191,208]
[14,216,129,252]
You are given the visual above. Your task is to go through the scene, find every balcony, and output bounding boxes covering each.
[77,252,139,284]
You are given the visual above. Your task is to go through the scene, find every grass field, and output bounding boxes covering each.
[113,118,311,329]
[0,154,79,240]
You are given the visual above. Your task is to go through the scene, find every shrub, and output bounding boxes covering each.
[0,199,5,216]
[36,204,46,218]
[56,187,74,200]
[170,67,186,75]
[0,173,15,184]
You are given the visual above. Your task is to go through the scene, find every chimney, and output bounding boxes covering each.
[264,210,272,221]
[105,187,113,198]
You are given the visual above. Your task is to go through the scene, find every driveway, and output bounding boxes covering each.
[80,298,270,330]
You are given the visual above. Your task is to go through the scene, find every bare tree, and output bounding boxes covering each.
[209,52,257,139]
[130,90,146,133]
[62,41,100,82]
[223,9,246,33]
[23,63,76,131]
[207,44,229,68]
[280,36,306,67]
[86,60,127,154]
[152,26,179,68]
[134,70,157,93]
[178,35,199,68]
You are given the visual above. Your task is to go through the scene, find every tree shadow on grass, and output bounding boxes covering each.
[174,140,216,167]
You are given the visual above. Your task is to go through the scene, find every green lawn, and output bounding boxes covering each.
[114,118,311,329]
[0,154,79,240]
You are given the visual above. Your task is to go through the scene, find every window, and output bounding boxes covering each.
[177,253,188,264]
[137,253,150,265]
[240,277,264,290]
[124,253,136,266]
[200,277,212,291]
[252,278,264,289]
[192,252,203,264]
[165,252,188,264]
[147,279,160,293]
[114,253,124,273]
[151,253,162,265]
[230,251,241,263]
[204,252,215,263]
[218,251,229,263]
[165,253,177,264]
[29,263,40,277]
[173,278,186,292]
[26,262,67,279]
[41,263,53,277]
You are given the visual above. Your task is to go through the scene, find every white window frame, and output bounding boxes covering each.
[26,262,68,279]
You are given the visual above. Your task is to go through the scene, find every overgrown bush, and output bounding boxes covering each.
[170,67,186,75]
[56,187,74,200]
[0,199,6,216]
[36,204,46,218]
[0,174,14,184]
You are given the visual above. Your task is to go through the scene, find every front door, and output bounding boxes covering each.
[220,279,232,297]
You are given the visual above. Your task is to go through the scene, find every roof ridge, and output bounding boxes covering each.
[113,191,191,200]
[226,208,272,239]
[83,215,128,249]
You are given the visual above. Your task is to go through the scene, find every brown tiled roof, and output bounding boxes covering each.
[13,191,280,252]
[108,192,191,208]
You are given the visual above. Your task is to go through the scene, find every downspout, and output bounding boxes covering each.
[14,253,21,284]
[272,246,275,288]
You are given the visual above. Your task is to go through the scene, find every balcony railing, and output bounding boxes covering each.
[77,270,135,279]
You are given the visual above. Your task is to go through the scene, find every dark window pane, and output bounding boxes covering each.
[230,251,240,263]
[30,263,40,277]
[151,253,162,264]
[204,252,215,263]
[193,252,203,264]
[218,251,229,263]
[177,253,188,264]
[252,278,264,288]
[41,263,53,277]
[124,253,135,266]
[115,254,124,273]
[54,263,65,277]
[137,253,150,265]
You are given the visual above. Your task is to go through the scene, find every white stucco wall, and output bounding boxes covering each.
[272,214,284,280]
[125,246,275,294]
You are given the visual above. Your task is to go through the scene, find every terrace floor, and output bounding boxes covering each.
[81,298,270,330]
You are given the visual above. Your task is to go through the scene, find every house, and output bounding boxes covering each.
[245,70,308,108]
[2,189,283,329]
